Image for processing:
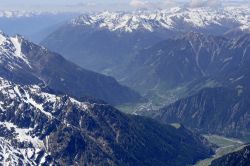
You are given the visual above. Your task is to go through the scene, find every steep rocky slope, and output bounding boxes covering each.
[0,77,213,165]
[154,87,250,138]
[120,32,250,92]
[0,32,142,105]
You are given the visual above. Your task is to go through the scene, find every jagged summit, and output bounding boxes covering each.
[71,7,250,33]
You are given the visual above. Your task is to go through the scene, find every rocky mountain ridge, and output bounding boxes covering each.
[0,76,213,165]
[0,32,142,105]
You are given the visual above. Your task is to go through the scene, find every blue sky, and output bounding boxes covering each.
[0,0,247,12]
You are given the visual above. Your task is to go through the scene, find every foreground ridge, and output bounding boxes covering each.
[0,77,213,165]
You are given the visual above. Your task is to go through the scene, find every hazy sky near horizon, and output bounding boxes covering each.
[0,0,248,12]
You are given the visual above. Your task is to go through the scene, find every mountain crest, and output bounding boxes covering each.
[70,7,250,33]
[0,76,213,166]
[0,31,142,105]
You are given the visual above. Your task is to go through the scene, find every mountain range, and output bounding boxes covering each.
[1,6,250,165]
[0,32,142,105]
[129,32,250,139]
[42,7,250,74]
[0,76,213,165]
[41,8,250,141]
[119,32,250,93]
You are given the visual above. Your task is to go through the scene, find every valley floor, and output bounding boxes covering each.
[194,135,247,166]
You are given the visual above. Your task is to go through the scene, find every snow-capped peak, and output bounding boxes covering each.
[71,7,250,32]
[0,76,93,165]
[0,32,31,69]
